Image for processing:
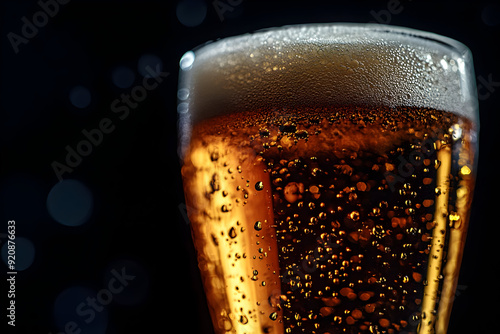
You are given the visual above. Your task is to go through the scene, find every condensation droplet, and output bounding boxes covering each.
[254,221,263,231]
[210,150,219,161]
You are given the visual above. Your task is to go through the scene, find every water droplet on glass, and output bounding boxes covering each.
[229,227,237,238]
[254,221,262,231]
[255,181,264,191]
[210,151,219,161]
[434,159,441,170]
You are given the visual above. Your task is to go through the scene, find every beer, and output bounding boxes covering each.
[178,24,479,333]
[181,105,475,334]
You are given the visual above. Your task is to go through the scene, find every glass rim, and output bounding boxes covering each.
[188,22,472,60]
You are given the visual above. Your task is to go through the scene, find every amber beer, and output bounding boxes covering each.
[178,25,478,334]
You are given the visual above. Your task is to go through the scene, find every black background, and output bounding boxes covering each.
[1,0,499,333]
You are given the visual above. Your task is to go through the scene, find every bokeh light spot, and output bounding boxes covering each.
[104,259,149,306]
[176,0,207,27]
[47,180,93,227]
[112,66,135,88]
[137,54,163,78]
[69,86,91,109]
[54,286,107,334]
[482,4,500,26]
[2,237,35,271]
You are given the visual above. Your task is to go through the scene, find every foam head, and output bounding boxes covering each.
[178,23,478,155]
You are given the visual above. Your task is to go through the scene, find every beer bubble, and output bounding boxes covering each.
[356,182,367,191]
[348,211,360,221]
[259,128,270,137]
[279,122,297,134]
[284,182,303,203]
[379,318,391,328]
[182,103,476,333]
[269,312,278,321]
[295,129,309,139]
[460,165,471,175]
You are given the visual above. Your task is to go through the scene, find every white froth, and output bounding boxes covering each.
[178,23,478,132]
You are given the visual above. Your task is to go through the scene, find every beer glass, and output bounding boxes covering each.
[178,24,478,334]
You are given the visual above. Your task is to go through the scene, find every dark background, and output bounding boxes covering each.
[1,0,499,333]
